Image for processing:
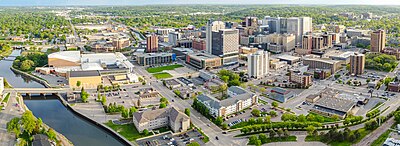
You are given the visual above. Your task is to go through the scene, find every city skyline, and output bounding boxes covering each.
[1,0,400,6]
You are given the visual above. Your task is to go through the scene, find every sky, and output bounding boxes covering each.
[1,0,400,6]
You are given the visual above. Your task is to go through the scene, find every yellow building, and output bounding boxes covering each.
[68,70,102,89]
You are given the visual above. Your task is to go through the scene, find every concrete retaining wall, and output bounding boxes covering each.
[10,67,52,88]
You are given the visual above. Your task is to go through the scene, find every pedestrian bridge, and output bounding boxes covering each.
[4,88,71,95]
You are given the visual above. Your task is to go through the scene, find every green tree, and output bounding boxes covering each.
[395,111,400,123]
[306,125,316,135]
[249,135,258,145]
[251,109,261,117]
[277,129,284,138]
[21,111,36,135]
[269,111,277,117]
[271,101,278,108]
[6,117,21,137]
[142,129,149,135]
[269,129,276,138]
[121,109,129,119]
[20,60,34,71]
[17,138,27,146]
[187,142,201,146]
[46,128,57,141]
[222,123,229,130]
[76,81,81,87]
[185,108,190,116]
[159,103,167,108]
[129,106,137,117]
[214,116,224,126]
[101,95,106,105]
[259,134,268,144]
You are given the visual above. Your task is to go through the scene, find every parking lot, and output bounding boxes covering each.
[136,129,205,146]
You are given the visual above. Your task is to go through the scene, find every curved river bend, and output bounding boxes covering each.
[0,50,124,146]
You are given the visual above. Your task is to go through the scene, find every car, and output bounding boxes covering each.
[215,136,219,140]
[1,107,5,110]
[222,131,227,134]
[207,124,210,127]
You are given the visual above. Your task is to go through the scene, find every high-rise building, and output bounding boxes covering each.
[112,37,130,51]
[350,53,365,75]
[248,51,269,79]
[322,34,333,48]
[146,34,158,53]
[242,17,258,27]
[206,20,225,54]
[211,29,239,65]
[302,35,313,51]
[264,33,296,52]
[263,16,312,44]
[371,30,386,52]
[312,36,324,51]
[168,31,181,46]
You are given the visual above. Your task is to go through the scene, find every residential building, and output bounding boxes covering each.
[185,52,221,69]
[196,86,258,118]
[270,87,295,103]
[298,35,313,54]
[248,51,269,79]
[383,48,400,60]
[112,37,130,50]
[136,53,176,66]
[371,30,386,52]
[383,138,400,146]
[350,53,365,75]
[206,20,226,53]
[290,70,313,88]
[192,38,206,51]
[146,34,159,53]
[211,29,239,65]
[132,106,190,133]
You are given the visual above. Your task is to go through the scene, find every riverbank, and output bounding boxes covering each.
[10,66,52,88]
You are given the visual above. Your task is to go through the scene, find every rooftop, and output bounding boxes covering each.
[133,106,189,124]
[137,53,175,58]
[48,51,81,63]
[165,79,181,86]
[277,55,300,61]
[315,97,355,113]
[69,70,101,77]
[303,57,340,64]
[197,86,255,109]
[188,52,220,60]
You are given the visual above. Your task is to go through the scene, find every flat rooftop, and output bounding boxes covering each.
[315,97,355,113]
[165,79,181,86]
[277,55,300,61]
[69,70,100,77]
[303,57,340,64]
[188,52,220,60]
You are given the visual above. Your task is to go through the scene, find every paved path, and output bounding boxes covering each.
[0,92,21,146]
[264,141,327,146]
[72,97,120,124]
[354,117,395,146]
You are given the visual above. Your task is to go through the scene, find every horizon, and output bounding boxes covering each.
[1,0,400,6]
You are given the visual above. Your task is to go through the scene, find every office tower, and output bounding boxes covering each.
[211,29,239,65]
[206,20,225,54]
[248,51,269,79]
[242,17,258,27]
[371,30,386,52]
[263,16,312,44]
[322,34,333,48]
[146,34,158,53]
[168,31,181,46]
[350,53,365,75]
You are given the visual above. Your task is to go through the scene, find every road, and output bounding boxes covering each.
[0,92,22,146]
[354,117,395,146]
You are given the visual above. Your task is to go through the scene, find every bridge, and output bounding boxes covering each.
[4,88,71,96]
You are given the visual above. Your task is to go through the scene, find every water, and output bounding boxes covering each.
[24,98,123,146]
[0,50,125,146]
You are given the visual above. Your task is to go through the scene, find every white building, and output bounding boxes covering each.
[168,31,181,46]
[248,51,269,78]
[206,20,226,54]
[196,86,258,118]
[263,16,312,44]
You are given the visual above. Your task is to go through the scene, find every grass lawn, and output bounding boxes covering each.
[258,99,268,105]
[146,64,183,73]
[2,93,11,103]
[153,127,171,133]
[306,128,371,146]
[104,121,151,141]
[153,72,173,79]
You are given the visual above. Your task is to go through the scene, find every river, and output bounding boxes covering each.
[0,50,125,146]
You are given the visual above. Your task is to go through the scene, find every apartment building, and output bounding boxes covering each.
[248,51,269,79]
[350,53,365,75]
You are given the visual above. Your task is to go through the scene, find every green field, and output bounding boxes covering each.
[146,64,183,73]
[105,121,151,141]
[153,72,173,79]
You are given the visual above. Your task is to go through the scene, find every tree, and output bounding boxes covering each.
[255,140,262,146]
[121,109,129,119]
[281,113,296,121]
[21,111,36,135]
[6,117,21,137]
[270,129,276,138]
[271,101,278,108]
[185,108,190,116]
[259,134,268,144]
[297,114,306,122]
[142,129,149,135]
[284,129,290,138]
[269,111,277,117]
[394,111,400,123]
[306,125,316,135]
[20,60,34,71]
[160,97,168,104]
[222,123,228,130]
[129,106,137,117]
[76,81,81,87]
[251,109,261,117]
[249,135,258,145]
[17,138,27,146]
[214,116,223,126]
[277,129,284,138]
[264,116,271,123]
[80,88,89,103]
[101,95,107,105]
[46,128,57,141]
[159,103,167,108]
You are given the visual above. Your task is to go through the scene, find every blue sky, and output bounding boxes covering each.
[1,0,400,6]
